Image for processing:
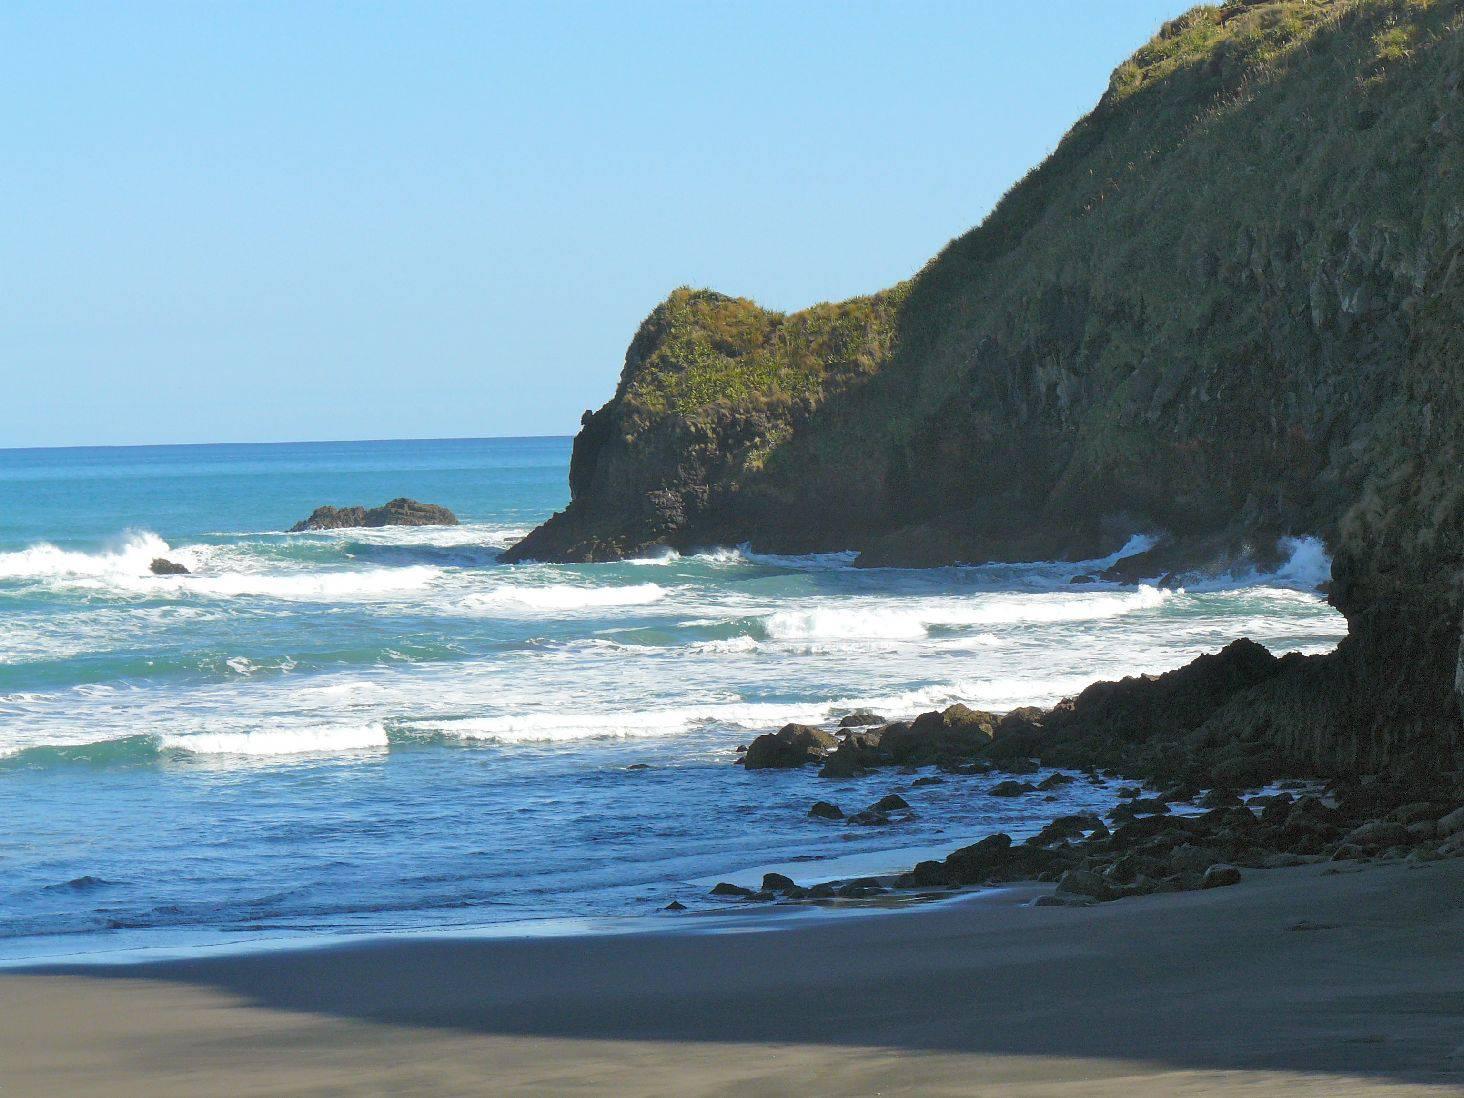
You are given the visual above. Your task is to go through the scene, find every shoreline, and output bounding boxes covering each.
[3,857,1459,1095]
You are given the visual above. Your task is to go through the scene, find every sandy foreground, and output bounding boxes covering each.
[0,858,1460,1097]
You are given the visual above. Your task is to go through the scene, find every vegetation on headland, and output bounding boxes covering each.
[507,0,1463,778]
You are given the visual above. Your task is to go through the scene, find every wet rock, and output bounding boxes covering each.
[839,710,884,727]
[626,763,650,771]
[942,833,1014,883]
[1036,772,1076,790]
[807,883,837,898]
[846,809,892,826]
[835,878,887,898]
[881,704,996,764]
[1030,814,1103,845]
[289,498,458,532]
[995,706,1046,739]
[743,724,838,769]
[149,558,189,575]
[761,872,797,893]
[869,793,910,812]
[911,775,944,787]
[808,800,844,820]
[990,780,1036,797]
[663,900,687,911]
[709,882,752,897]
[1202,864,1242,888]
[819,736,877,778]
[907,860,950,886]
[1200,788,1243,809]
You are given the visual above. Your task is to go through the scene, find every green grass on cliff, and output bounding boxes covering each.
[617,284,908,427]
[611,0,1458,449]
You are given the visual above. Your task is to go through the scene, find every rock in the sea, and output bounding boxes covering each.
[761,872,797,893]
[709,882,753,897]
[869,793,910,813]
[880,704,996,765]
[149,558,189,575]
[742,724,837,769]
[288,498,458,532]
[989,780,1036,797]
[663,900,687,911]
[838,710,884,727]
[808,800,844,820]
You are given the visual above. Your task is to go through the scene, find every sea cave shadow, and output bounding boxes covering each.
[27,861,1464,1087]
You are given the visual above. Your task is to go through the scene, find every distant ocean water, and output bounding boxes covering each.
[0,437,1347,961]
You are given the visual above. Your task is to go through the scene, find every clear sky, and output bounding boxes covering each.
[5,1,1193,448]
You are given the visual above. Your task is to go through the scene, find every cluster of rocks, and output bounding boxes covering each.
[288,498,458,532]
[735,639,1359,792]
[695,775,1464,912]
[739,703,1017,778]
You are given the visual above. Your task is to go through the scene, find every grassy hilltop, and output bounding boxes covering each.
[507,0,1463,776]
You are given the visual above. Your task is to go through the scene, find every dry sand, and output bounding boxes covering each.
[1,857,1460,1096]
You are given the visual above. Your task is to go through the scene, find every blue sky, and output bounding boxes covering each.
[5,1,1193,448]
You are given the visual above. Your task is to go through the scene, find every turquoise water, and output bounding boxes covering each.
[0,438,1347,961]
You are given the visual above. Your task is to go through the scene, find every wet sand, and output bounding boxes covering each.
[1,857,1460,1096]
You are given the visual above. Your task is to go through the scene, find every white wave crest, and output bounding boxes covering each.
[162,724,389,756]
[169,566,440,601]
[462,583,667,613]
[762,586,1172,640]
[1271,536,1332,589]
[0,531,187,580]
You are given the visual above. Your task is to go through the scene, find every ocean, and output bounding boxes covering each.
[0,436,1347,962]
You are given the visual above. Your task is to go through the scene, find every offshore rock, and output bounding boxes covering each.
[289,498,458,532]
[149,558,189,575]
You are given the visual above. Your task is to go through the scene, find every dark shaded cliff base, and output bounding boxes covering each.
[288,498,458,532]
[3,859,1459,1095]
[506,0,1464,780]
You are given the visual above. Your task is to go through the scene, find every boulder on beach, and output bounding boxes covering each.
[288,498,458,532]
[149,558,189,575]
[742,724,838,769]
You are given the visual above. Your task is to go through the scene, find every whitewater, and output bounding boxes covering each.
[0,437,1347,961]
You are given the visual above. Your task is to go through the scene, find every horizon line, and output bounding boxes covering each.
[0,433,577,455]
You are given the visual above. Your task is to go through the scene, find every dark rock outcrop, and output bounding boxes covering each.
[149,558,189,575]
[289,498,458,532]
[742,724,838,770]
[509,1,1464,781]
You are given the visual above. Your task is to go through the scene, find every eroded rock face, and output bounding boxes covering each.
[505,2,1464,778]
[288,498,458,532]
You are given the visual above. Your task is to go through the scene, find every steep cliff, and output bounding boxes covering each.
[506,0,1464,773]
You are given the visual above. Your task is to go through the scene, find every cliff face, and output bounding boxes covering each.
[506,0,1464,774]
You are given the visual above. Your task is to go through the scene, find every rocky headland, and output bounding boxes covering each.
[288,498,458,532]
[508,0,1463,784]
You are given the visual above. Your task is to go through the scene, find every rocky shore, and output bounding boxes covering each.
[684,637,1464,910]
